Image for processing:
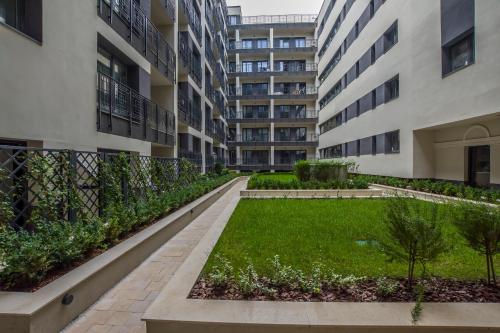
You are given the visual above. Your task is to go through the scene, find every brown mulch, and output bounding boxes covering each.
[189,278,500,302]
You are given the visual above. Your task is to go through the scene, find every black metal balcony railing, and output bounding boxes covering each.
[205,119,216,138]
[274,38,318,49]
[228,63,317,74]
[229,134,270,143]
[215,34,227,59]
[205,7,215,37]
[97,0,175,84]
[179,0,202,44]
[228,14,317,26]
[228,86,317,98]
[229,40,270,51]
[179,32,202,87]
[178,149,203,164]
[205,81,216,104]
[178,90,202,131]
[214,121,226,143]
[161,0,176,22]
[205,46,216,69]
[97,72,175,146]
[214,90,225,114]
[215,63,227,93]
[227,110,318,120]
[274,133,318,143]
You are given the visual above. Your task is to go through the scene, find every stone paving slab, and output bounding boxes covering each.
[62,180,246,333]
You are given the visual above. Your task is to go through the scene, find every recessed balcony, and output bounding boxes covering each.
[227,86,318,101]
[96,72,175,147]
[97,0,176,84]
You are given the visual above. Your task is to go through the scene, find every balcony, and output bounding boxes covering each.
[205,81,216,105]
[227,110,318,124]
[213,90,225,115]
[179,0,202,44]
[178,148,203,165]
[153,0,176,23]
[96,72,175,147]
[228,40,270,55]
[228,86,318,101]
[179,32,202,87]
[205,45,216,70]
[228,158,273,171]
[205,6,215,37]
[178,90,202,131]
[215,34,227,60]
[274,133,318,146]
[227,132,318,147]
[97,0,175,84]
[273,38,317,53]
[215,63,227,93]
[227,14,317,28]
[228,63,317,78]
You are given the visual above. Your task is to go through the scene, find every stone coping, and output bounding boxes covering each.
[143,186,500,333]
[241,188,384,198]
[0,177,243,333]
[371,184,498,206]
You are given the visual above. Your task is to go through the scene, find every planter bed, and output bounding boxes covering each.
[247,172,370,190]
[241,188,383,198]
[144,197,500,333]
[0,176,242,333]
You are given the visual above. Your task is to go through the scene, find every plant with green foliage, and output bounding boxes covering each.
[453,202,500,285]
[294,160,311,182]
[376,277,399,297]
[381,197,448,287]
[268,255,296,288]
[411,283,425,324]
[0,169,13,227]
[236,260,260,296]
[208,254,233,288]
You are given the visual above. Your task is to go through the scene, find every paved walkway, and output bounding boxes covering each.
[63,179,245,333]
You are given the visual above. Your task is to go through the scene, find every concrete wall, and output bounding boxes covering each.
[317,0,500,181]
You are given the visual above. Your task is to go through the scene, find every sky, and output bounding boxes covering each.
[226,0,324,16]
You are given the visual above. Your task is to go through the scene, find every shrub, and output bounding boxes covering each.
[268,255,296,288]
[381,197,448,286]
[214,162,224,176]
[236,260,260,296]
[376,277,399,297]
[294,160,311,182]
[453,202,500,285]
[208,254,233,288]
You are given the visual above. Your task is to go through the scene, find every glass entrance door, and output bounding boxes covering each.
[468,145,490,187]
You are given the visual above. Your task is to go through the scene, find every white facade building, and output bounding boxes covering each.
[316,0,500,187]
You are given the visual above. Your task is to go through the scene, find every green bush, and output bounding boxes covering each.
[0,170,238,290]
[453,202,500,285]
[246,174,369,190]
[381,197,448,286]
[294,160,311,182]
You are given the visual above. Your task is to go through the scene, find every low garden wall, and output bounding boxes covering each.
[143,193,500,333]
[0,177,242,333]
[241,188,383,198]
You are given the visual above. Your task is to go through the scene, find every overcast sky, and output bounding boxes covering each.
[226,0,324,16]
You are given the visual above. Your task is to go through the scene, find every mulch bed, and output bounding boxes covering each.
[189,278,500,302]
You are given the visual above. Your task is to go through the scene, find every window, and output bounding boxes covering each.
[241,39,252,49]
[384,21,398,51]
[321,144,343,159]
[385,130,400,154]
[449,34,474,73]
[257,61,268,72]
[257,39,268,49]
[0,0,42,42]
[241,62,252,73]
[385,75,399,102]
[295,38,306,48]
[228,15,239,25]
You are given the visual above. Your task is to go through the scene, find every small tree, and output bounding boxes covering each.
[294,160,311,182]
[381,197,447,286]
[453,202,500,285]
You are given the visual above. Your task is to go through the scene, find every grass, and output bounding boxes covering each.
[203,198,498,280]
[252,172,298,182]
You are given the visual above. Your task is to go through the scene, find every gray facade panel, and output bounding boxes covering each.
[358,91,373,115]
[346,102,358,121]
[358,48,372,75]
[359,137,374,155]
[375,84,386,107]
[441,0,475,46]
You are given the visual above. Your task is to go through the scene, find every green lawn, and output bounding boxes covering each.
[252,172,297,182]
[203,199,497,280]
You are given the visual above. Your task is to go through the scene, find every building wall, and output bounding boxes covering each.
[317,0,500,183]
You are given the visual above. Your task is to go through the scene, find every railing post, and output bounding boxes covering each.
[68,150,77,223]
[156,105,159,142]
[128,91,133,136]
[109,79,114,130]
[97,73,101,130]
[143,99,148,139]
[129,0,133,42]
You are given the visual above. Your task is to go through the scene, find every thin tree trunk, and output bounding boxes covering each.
[489,254,496,286]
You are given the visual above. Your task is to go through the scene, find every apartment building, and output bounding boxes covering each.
[0,0,229,172]
[225,6,319,171]
[317,0,500,187]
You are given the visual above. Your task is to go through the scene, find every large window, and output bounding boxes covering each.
[241,62,253,73]
[241,39,252,49]
[385,130,400,154]
[257,39,268,49]
[0,0,42,41]
[449,34,474,72]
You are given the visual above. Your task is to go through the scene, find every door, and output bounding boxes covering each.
[468,145,490,187]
